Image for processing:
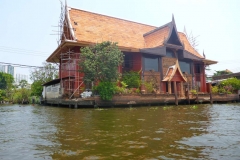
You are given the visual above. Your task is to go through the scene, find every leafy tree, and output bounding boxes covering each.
[79,41,124,100]
[0,89,6,101]
[30,62,58,83]
[19,80,28,89]
[12,88,31,104]
[79,41,124,84]
[30,62,58,96]
[0,72,14,90]
[31,81,43,96]
[213,70,232,76]
[0,72,14,102]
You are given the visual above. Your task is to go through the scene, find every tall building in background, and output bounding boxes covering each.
[15,74,29,83]
[7,65,14,77]
[0,65,6,72]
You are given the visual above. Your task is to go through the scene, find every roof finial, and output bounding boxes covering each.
[65,0,68,8]
[172,14,175,24]
[203,50,206,59]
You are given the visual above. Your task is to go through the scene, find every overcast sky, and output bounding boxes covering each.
[0,0,240,80]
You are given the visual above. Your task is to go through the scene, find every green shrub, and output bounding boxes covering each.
[218,87,226,94]
[211,86,219,94]
[220,78,240,90]
[122,71,141,88]
[135,88,140,93]
[190,89,197,94]
[144,81,153,93]
[115,86,124,94]
[120,81,128,88]
[95,81,116,100]
[210,77,240,94]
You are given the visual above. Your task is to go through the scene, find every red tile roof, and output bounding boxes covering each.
[69,8,156,49]
[178,32,203,58]
[47,7,207,62]
[162,60,187,82]
[144,26,170,48]
[68,8,204,58]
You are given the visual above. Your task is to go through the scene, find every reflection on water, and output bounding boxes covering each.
[0,104,240,159]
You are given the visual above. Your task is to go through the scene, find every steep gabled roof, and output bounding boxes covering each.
[68,8,203,58]
[68,7,156,49]
[162,60,187,82]
[165,15,184,47]
[178,32,203,58]
[47,7,212,63]
[143,24,170,48]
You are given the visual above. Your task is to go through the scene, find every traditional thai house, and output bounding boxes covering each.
[45,4,217,99]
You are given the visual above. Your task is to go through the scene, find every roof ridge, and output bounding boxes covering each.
[178,32,203,58]
[143,22,172,37]
[178,31,187,36]
[69,7,157,28]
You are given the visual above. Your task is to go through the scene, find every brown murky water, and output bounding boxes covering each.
[0,104,240,160]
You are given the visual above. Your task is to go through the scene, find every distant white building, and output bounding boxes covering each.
[7,65,14,77]
[0,65,15,77]
[0,65,6,73]
[15,74,28,83]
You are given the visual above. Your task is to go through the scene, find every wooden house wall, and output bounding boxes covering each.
[162,57,176,76]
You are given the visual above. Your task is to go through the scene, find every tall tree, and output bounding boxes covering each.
[0,72,14,90]
[19,80,28,89]
[31,81,43,96]
[79,41,124,83]
[0,72,14,102]
[30,62,58,83]
[30,62,59,96]
[79,41,124,100]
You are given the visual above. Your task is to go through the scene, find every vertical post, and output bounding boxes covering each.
[168,81,171,94]
[68,51,70,99]
[187,83,190,104]
[196,91,199,104]
[174,81,178,105]
[209,83,213,104]
[75,103,78,109]
[180,82,184,97]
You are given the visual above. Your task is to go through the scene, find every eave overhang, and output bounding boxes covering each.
[140,46,166,56]
[164,43,184,50]
[46,40,79,63]
[42,78,61,86]
[202,59,218,65]
[46,40,140,63]
[183,51,202,60]
[42,76,75,86]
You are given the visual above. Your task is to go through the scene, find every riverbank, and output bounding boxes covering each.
[42,93,239,108]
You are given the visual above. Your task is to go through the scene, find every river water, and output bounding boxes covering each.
[0,104,240,160]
